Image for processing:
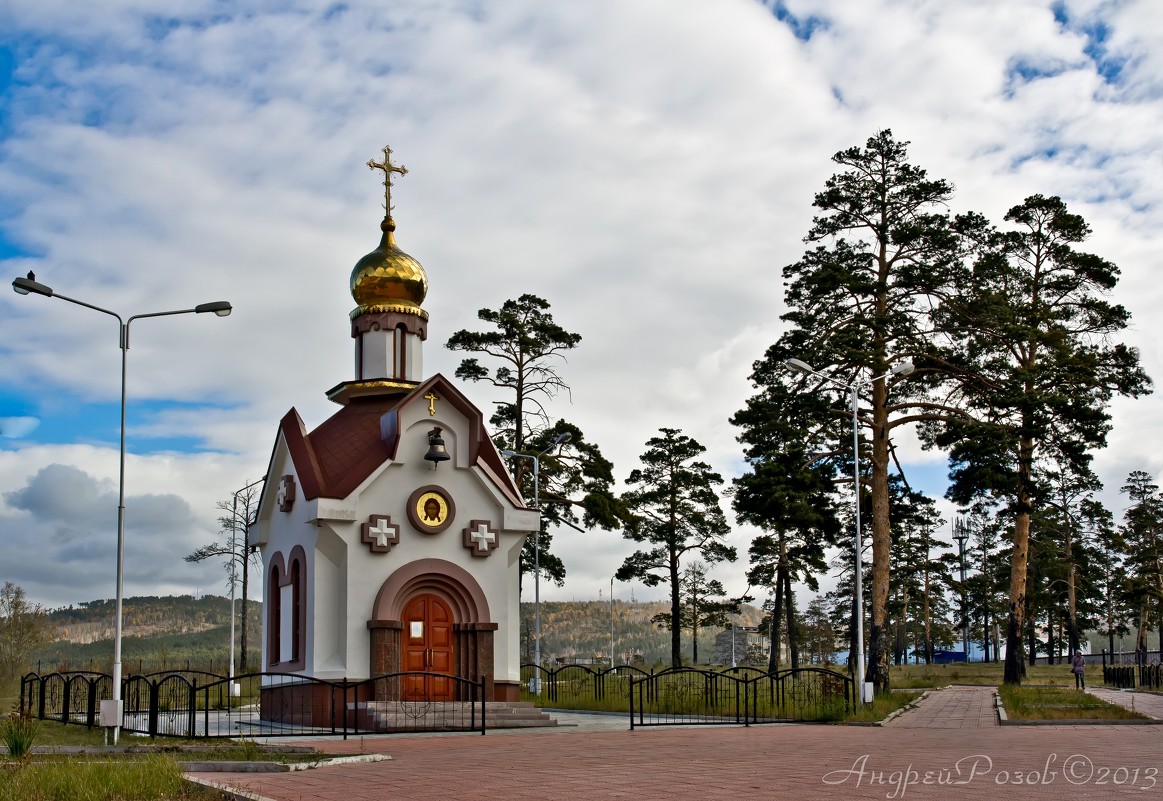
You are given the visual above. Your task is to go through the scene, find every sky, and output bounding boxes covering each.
[2,0,1163,613]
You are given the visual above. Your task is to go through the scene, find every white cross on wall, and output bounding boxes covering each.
[276,483,287,508]
[469,522,496,552]
[369,518,396,548]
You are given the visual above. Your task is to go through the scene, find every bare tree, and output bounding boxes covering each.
[185,482,262,673]
[0,582,55,680]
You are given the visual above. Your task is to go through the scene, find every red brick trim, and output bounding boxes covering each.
[369,558,490,623]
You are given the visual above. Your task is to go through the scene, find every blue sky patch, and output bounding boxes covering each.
[769,1,829,42]
[0,387,237,454]
[1050,2,1127,87]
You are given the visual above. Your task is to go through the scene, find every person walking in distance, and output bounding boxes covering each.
[1071,650,1086,690]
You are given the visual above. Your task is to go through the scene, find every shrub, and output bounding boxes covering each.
[1,712,39,759]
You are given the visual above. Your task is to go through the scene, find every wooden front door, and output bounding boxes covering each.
[401,593,455,701]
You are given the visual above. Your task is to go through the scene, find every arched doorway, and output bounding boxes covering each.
[401,593,454,701]
[369,559,505,700]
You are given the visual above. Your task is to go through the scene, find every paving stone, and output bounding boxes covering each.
[187,692,1163,800]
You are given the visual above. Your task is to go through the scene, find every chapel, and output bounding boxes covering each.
[249,147,537,708]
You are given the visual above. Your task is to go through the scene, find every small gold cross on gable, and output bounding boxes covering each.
[367,145,408,213]
[423,391,439,416]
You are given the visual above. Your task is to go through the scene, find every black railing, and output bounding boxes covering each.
[627,666,853,728]
[521,663,653,707]
[1140,663,1162,690]
[1103,664,1137,689]
[21,670,488,738]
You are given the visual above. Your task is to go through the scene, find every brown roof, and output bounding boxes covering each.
[274,374,525,509]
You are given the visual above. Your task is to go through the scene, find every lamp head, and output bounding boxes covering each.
[195,301,232,317]
[785,358,815,374]
[553,432,572,446]
[890,360,915,376]
[500,449,517,458]
[12,273,53,297]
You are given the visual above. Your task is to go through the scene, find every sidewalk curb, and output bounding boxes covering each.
[995,690,1163,725]
[181,754,390,773]
[877,689,931,726]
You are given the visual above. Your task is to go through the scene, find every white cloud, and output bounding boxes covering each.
[2,0,1162,610]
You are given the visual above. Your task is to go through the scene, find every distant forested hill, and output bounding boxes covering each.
[31,595,261,674]
[25,594,764,673]
[522,600,765,666]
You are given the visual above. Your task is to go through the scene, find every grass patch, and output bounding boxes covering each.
[2,721,324,764]
[0,754,222,801]
[4,720,111,747]
[846,691,916,724]
[998,685,1148,720]
[890,662,1077,689]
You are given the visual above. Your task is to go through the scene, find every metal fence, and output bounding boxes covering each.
[519,663,852,725]
[627,666,853,728]
[21,670,487,738]
[1102,663,1162,690]
[1139,663,1162,690]
[520,663,653,707]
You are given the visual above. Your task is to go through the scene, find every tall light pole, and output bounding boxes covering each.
[953,517,970,662]
[501,431,571,694]
[609,576,616,668]
[785,357,913,702]
[12,274,231,742]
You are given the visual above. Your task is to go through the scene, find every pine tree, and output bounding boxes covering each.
[731,373,840,671]
[1120,471,1163,663]
[616,428,737,668]
[888,488,946,665]
[932,195,1151,684]
[446,294,622,586]
[650,562,738,664]
[764,130,964,691]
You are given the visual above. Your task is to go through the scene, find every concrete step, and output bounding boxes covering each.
[351,700,558,729]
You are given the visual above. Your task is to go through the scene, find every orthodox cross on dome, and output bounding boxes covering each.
[367,145,408,214]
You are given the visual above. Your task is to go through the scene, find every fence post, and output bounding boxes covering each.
[87,677,98,728]
[148,679,159,739]
[480,675,487,735]
[342,678,348,741]
[188,679,197,739]
[740,675,746,726]
[629,675,636,731]
[61,678,71,726]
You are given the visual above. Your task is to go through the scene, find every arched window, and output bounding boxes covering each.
[394,323,408,380]
[268,562,282,666]
[290,558,302,662]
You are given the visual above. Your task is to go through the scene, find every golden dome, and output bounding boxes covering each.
[349,217,429,318]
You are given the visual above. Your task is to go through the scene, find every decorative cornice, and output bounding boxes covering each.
[350,303,429,322]
[327,379,418,405]
[350,309,429,339]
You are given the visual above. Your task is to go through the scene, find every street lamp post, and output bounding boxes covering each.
[501,431,571,694]
[953,518,970,662]
[609,576,615,668]
[785,357,913,703]
[12,274,231,742]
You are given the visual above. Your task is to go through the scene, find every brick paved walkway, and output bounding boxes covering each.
[884,685,998,729]
[1088,688,1163,719]
[189,695,1163,801]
